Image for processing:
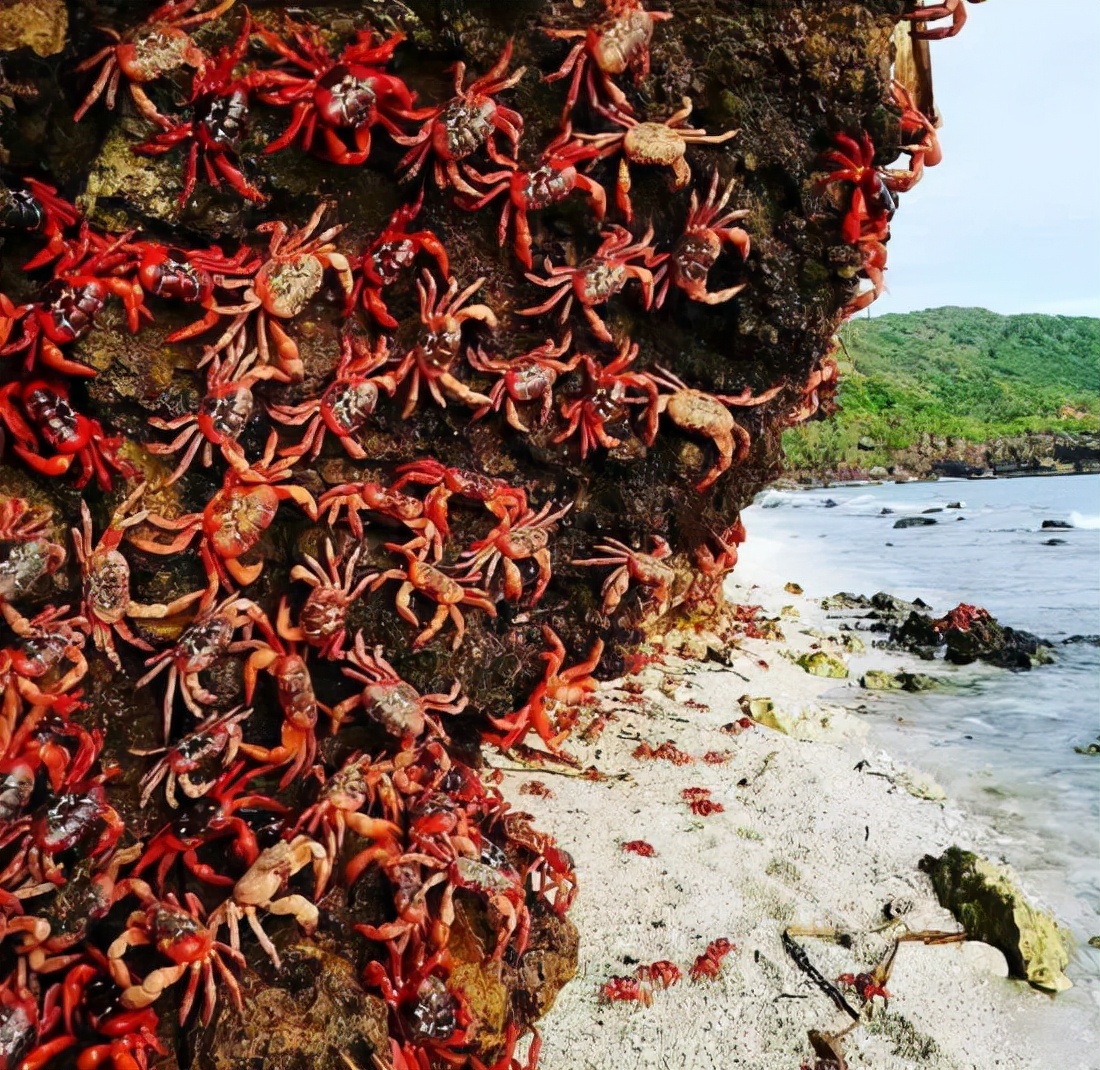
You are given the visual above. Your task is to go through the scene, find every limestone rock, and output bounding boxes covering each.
[796,651,848,678]
[195,942,389,1070]
[0,0,66,57]
[920,847,1072,993]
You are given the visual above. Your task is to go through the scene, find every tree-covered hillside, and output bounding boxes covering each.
[783,307,1100,474]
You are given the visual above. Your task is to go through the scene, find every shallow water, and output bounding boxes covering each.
[738,475,1100,1008]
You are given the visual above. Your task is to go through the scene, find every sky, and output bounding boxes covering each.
[870,0,1100,319]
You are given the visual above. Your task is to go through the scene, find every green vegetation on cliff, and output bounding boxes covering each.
[783,307,1100,473]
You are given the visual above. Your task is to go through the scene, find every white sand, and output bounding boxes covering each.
[490,567,1100,1070]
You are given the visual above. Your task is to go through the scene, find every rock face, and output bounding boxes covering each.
[0,1,936,1065]
[920,848,1072,994]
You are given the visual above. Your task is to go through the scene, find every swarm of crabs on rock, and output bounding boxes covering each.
[0,0,965,1067]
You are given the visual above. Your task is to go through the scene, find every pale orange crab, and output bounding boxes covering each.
[392,271,497,418]
[454,501,573,606]
[572,97,739,221]
[171,202,354,381]
[544,0,673,120]
[277,539,372,660]
[294,751,403,897]
[333,632,467,740]
[72,484,205,669]
[372,537,497,651]
[208,835,326,969]
[654,170,751,307]
[572,535,676,617]
[644,368,783,491]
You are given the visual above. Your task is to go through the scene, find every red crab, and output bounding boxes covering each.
[391,271,497,417]
[837,971,891,1006]
[4,776,125,888]
[690,937,733,981]
[393,41,526,195]
[818,131,897,245]
[5,235,151,378]
[293,755,401,898]
[621,839,654,856]
[572,534,676,617]
[901,0,983,40]
[468,334,579,432]
[637,960,681,991]
[276,540,372,660]
[0,976,74,1069]
[486,625,602,755]
[317,479,441,551]
[134,705,251,808]
[73,0,237,128]
[391,459,528,538]
[71,1008,167,1070]
[457,131,606,268]
[108,885,244,1025]
[239,611,322,786]
[132,594,260,740]
[6,178,82,272]
[131,238,259,305]
[349,193,450,328]
[655,170,751,307]
[130,762,287,888]
[455,501,573,605]
[518,224,663,343]
[72,486,205,669]
[553,341,657,458]
[146,345,281,484]
[573,97,738,222]
[0,607,87,722]
[644,367,783,491]
[879,79,941,197]
[171,202,354,380]
[268,333,397,461]
[842,236,889,318]
[252,22,413,164]
[132,12,266,207]
[544,0,672,119]
[129,432,318,588]
[0,379,137,491]
[372,537,497,651]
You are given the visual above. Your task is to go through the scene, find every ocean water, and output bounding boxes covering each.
[737,475,1100,999]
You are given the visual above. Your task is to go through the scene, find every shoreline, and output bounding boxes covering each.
[490,569,1098,1069]
[776,467,1100,492]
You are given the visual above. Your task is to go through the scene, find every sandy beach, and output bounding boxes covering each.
[490,562,1099,1070]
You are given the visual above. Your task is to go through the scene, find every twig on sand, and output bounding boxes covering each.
[782,930,861,1020]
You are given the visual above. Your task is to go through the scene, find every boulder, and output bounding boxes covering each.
[861,670,939,692]
[861,669,902,691]
[920,848,1072,993]
[1041,519,1073,529]
[795,651,848,678]
[893,516,937,529]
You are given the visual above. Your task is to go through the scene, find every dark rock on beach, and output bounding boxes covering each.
[893,516,937,528]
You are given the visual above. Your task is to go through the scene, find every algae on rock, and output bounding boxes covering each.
[920,846,1072,993]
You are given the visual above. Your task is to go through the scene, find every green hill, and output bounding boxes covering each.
[783,307,1100,475]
